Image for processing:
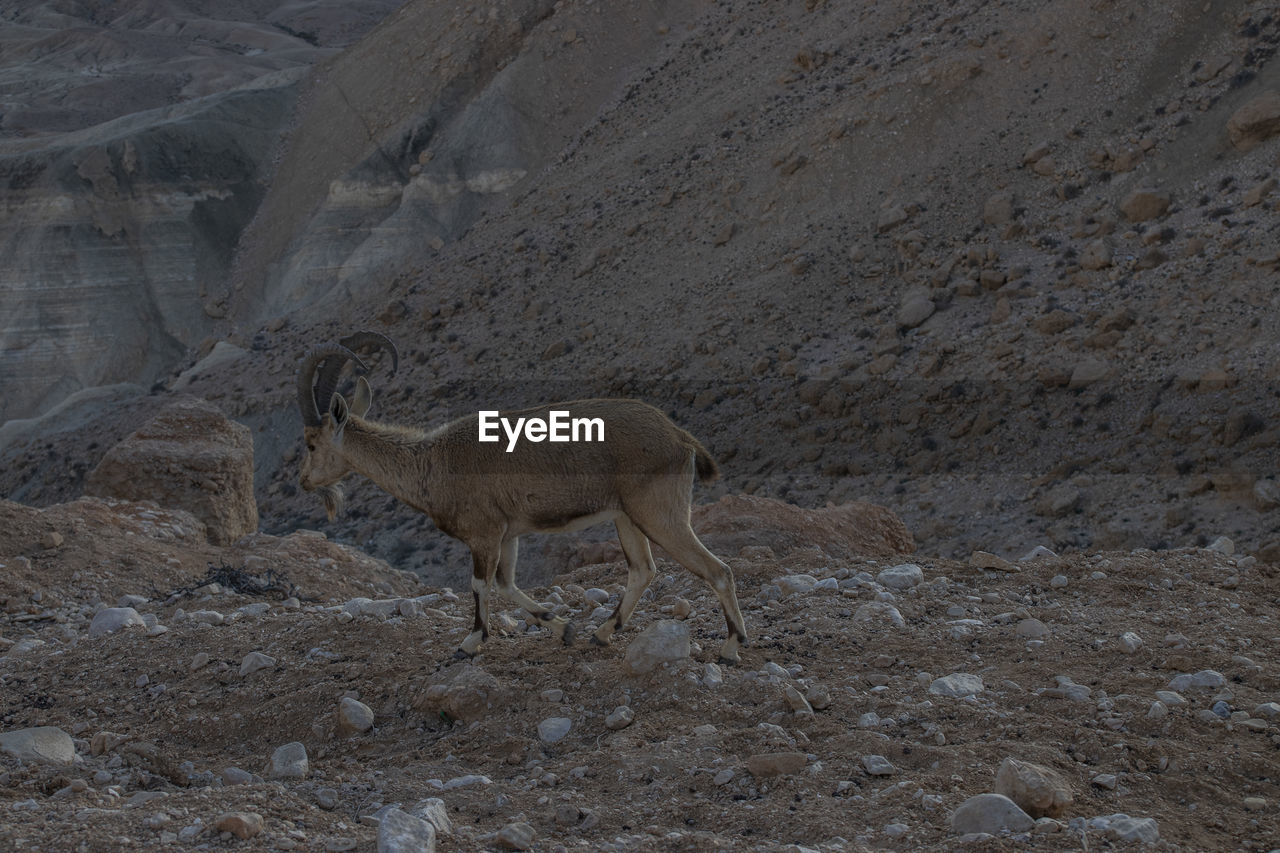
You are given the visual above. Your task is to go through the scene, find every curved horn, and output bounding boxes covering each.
[339,331,399,376]
[296,344,367,427]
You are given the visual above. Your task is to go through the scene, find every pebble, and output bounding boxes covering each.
[1092,773,1118,790]
[877,563,924,590]
[189,610,225,626]
[1043,676,1091,701]
[377,807,437,853]
[605,706,634,730]
[190,652,211,671]
[862,754,897,776]
[622,620,690,674]
[1021,545,1057,561]
[214,812,263,840]
[1154,690,1186,707]
[1253,702,1280,718]
[884,823,909,837]
[713,769,735,785]
[338,697,375,734]
[970,551,1017,572]
[1146,701,1168,720]
[1244,797,1267,812]
[89,607,146,638]
[269,741,309,779]
[1205,536,1234,555]
[951,793,1035,835]
[538,717,573,744]
[703,662,724,688]
[240,652,276,676]
[784,685,814,716]
[0,726,76,765]
[777,574,819,595]
[1087,814,1160,844]
[1050,575,1069,588]
[221,767,254,786]
[1118,632,1143,654]
[583,588,610,604]
[929,673,984,697]
[859,712,881,728]
[496,821,536,851]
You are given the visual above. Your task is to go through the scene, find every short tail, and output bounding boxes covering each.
[684,433,720,483]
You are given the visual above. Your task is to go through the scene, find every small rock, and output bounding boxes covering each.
[929,673,984,697]
[776,574,818,595]
[221,767,254,786]
[713,769,735,785]
[862,754,897,776]
[537,717,572,744]
[1167,670,1225,692]
[897,296,935,329]
[746,752,807,777]
[1079,239,1112,270]
[240,652,276,676]
[1092,773,1118,790]
[1119,189,1171,222]
[1016,619,1050,639]
[995,758,1073,818]
[555,804,583,826]
[1147,701,1168,720]
[853,601,906,628]
[190,652,211,672]
[604,706,634,730]
[1118,632,1143,654]
[970,551,1016,572]
[1155,690,1186,707]
[189,610,225,626]
[496,821,536,850]
[40,531,64,549]
[1101,814,1160,844]
[89,607,146,638]
[1021,545,1058,561]
[378,808,436,853]
[1050,575,1069,589]
[951,793,1035,835]
[1227,90,1280,150]
[622,619,690,674]
[784,684,814,715]
[877,563,924,590]
[338,697,374,735]
[214,812,263,840]
[1036,485,1082,518]
[1244,797,1267,812]
[0,726,76,765]
[269,742,308,780]
[1205,536,1234,555]
[1253,702,1280,718]
[410,798,452,835]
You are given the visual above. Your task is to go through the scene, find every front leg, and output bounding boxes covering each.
[496,536,575,645]
[457,544,499,658]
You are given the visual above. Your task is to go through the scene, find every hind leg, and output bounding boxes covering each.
[592,514,657,647]
[495,536,575,645]
[630,514,748,665]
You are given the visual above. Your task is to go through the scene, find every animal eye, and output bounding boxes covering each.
[306,444,315,452]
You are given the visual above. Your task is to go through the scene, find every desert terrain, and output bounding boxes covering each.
[2,0,1280,849]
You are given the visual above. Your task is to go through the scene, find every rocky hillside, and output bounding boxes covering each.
[2,490,1278,850]
[2,1,1280,571]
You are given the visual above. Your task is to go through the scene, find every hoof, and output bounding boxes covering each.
[590,634,609,647]
[452,648,475,661]
[561,622,577,646]
[717,655,740,667]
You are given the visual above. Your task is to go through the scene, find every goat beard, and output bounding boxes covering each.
[318,484,345,520]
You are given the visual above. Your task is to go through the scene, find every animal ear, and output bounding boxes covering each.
[330,393,350,431]
[349,376,373,417]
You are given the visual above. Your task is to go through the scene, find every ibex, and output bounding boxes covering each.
[296,332,748,664]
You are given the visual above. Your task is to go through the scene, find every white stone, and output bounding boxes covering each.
[189,610,225,625]
[877,563,924,590]
[777,574,819,595]
[862,754,897,776]
[377,807,436,853]
[338,697,375,734]
[622,620,690,674]
[268,742,308,779]
[951,793,1034,835]
[1050,575,1069,588]
[240,652,276,676]
[1020,545,1058,561]
[1146,701,1168,719]
[854,601,906,629]
[1154,690,1186,707]
[89,607,146,638]
[410,798,452,836]
[0,726,76,765]
[1016,618,1050,638]
[605,706,634,730]
[929,673,984,697]
[1118,632,1143,654]
[537,717,572,744]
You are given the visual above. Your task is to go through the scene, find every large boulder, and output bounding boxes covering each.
[85,398,257,544]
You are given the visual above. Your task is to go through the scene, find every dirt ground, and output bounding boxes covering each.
[3,495,1278,851]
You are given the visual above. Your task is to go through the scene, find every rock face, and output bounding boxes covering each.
[691,494,914,559]
[994,757,1074,818]
[85,398,256,545]
[0,1,402,424]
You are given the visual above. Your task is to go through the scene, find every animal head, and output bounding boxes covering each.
[295,332,398,518]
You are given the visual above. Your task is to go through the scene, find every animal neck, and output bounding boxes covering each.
[339,416,431,510]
